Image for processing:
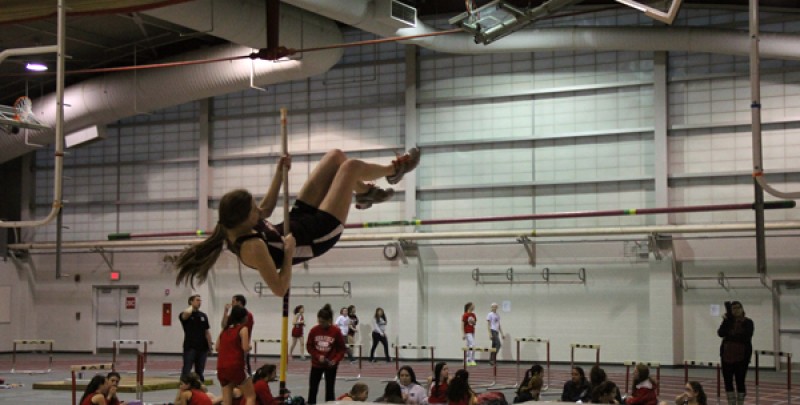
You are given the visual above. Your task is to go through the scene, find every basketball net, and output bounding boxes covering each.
[13,96,32,122]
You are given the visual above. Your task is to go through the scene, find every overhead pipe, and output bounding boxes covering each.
[12,220,800,251]
[748,0,800,201]
[0,0,65,229]
[0,45,58,65]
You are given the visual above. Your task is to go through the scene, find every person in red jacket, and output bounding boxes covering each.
[306,303,347,404]
[216,306,255,405]
[625,363,658,405]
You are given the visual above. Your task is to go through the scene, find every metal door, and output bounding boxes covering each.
[95,286,140,352]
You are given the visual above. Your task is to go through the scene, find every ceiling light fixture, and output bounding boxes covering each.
[451,0,581,45]
[25,62,48,72]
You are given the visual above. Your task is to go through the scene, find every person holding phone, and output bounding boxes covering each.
[718,301,754,405]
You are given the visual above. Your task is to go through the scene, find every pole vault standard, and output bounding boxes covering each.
[105,201,795,240]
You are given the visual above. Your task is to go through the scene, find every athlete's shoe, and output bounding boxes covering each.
[355,185,395,210]
[467,361,477,367]
[386,147,421,185]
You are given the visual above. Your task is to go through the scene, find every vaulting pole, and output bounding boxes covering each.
[279,107,290,390]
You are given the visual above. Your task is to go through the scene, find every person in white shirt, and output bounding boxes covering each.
[486,303,504,366]
[369,307,391,362]
[397,366,428,405]
[336,307,355,362]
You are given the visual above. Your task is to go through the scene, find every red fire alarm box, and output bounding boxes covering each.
[162,303,172,326]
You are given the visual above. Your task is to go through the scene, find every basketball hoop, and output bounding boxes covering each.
[13,96,33,122]
[0,96,49,134]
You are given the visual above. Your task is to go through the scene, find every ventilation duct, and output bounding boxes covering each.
[284,0,800,59]
[0,3,342,164]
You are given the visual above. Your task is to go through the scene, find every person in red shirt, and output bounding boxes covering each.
[222,294,255,373]
[461,302,477,366]
[174,373,213,405]
[216,306,255,405]
[290,305,306,361]
[306,303,347,404]
[247,363,280,405]
[428,362,450,404]
[79,374,112,405]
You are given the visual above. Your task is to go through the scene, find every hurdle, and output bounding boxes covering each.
[516,337,551,390]
[684,360,721,405]
[463,347,497,388]
[338,343,363,381]
[393,344,436,373]
[754,350,792,405]
[111,339,153,373]
[135,350,145,402]
[71,363,113,405]
[623,361,661,395]
[569,343,600,370]
[253,338,281,368]
[11,339,54,373]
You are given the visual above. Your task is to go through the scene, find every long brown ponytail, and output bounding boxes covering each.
[174,189,254,287]
[174,224,226,287]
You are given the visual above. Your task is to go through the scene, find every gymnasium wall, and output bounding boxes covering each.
[3,6,800,365]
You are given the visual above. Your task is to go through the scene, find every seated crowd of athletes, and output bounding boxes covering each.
[77,357,707,405]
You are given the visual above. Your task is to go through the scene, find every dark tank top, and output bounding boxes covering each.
[229,219,286,266]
